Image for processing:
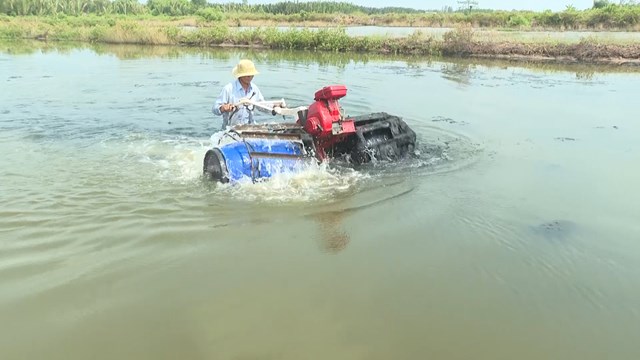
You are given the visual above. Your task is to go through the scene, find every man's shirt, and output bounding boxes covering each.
[212,79,265,128]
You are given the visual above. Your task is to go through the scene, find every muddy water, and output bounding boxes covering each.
[1,43,639,360]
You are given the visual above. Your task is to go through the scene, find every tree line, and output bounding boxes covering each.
[0,0,426,16]
[1,0,639,30]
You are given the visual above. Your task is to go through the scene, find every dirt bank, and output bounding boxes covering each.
[462,41,640,66]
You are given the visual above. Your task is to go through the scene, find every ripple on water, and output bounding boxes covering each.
[0,117,480,210]
[0,122,481,273]
[373,123,482,177]
[111,122,482,206]
[455,205,622,316]
[207,127,478,203]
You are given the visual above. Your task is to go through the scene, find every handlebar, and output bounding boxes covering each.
[232,98,308,117]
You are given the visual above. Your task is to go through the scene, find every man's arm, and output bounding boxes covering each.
[212,85,230,116]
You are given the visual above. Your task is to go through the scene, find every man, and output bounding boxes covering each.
[212,59,266,129]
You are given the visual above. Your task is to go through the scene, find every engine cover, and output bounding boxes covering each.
[314,85,347,101]
[303,85,353,138]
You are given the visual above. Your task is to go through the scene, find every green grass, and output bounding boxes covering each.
[1,17,639,64]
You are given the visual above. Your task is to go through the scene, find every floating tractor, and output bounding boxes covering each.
[203,85,416,183]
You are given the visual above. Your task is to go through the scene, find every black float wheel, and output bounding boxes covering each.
[203,149,229,183]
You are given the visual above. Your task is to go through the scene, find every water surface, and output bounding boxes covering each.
[1,42,640,360]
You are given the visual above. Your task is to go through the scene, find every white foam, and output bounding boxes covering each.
[124,134,209,184]
[122,132,368,201]
[215,161,369,203]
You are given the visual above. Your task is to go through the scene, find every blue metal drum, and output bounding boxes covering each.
[204,139,306,183]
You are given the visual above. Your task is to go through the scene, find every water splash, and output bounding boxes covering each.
[212,162,369,203]
[119,122,480,204]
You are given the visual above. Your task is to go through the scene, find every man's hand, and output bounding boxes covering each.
[219,103,235,113]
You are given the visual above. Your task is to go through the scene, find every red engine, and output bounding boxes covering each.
[300,85,356,159]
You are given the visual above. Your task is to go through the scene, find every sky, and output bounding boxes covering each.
[247,0,597,12]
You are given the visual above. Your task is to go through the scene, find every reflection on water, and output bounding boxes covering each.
[440,62,475,86]
[314,210,350,253]
[575,70,596,80]
[4,39,640,78]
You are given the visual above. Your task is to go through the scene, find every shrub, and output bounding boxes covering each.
[89,26,108,42]
[442,26,474,55]
[0,24,23,39]
[508,14,531,28]
[196,8,225,22]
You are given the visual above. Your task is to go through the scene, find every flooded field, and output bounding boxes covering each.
[1,42,639,360]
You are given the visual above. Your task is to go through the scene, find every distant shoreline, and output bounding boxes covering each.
[1,17,639,66]
[234,19,640,32]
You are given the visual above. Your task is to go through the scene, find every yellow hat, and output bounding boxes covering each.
[232,59,259,78]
